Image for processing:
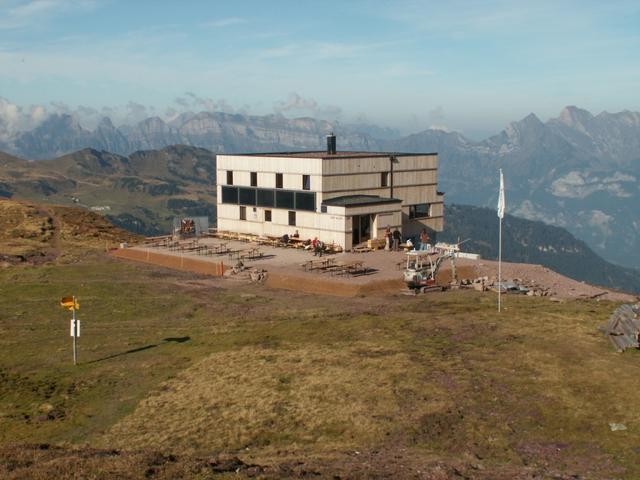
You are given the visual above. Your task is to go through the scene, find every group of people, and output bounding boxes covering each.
[384,226,431,252]
[280,226,430,255]
[280,230,325,256]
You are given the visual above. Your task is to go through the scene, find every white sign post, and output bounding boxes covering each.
[70,319,81,337]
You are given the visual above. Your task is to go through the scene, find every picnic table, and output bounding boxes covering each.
[240,248,263,261]
[329,260,367,276]
[288,237,306,248]
[301,257,335,272]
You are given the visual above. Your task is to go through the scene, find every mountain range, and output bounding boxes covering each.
[0,105,638,269]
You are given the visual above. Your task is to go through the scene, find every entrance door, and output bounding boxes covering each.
[352,215,372,245]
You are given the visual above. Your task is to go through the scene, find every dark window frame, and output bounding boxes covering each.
[275,173,283,189]
[264,209,272,222]
[250,171,258,187]
[288,211,296,226]
[409,203,432,219]
[381,172,389,187]
[295,191,315,211]
[239,187,257,206]
[221,186,239,204]
[276,190,295,209]
[226,170,233,185]
[221,186,315,212]
[302,174,311,190]
[239,205,246,220]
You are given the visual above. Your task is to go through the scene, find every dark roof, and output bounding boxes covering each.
[322,195,402,208]
[224,150,437,159]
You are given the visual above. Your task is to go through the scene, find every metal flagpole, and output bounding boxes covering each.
[498,214,502,312]
[497,169,505,313]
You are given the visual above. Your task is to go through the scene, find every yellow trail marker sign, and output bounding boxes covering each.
[60,296,80,311]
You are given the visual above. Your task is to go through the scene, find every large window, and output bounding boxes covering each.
[288,211,296,226]
[221,186,315,212]
[239,187,256,205]
[250,172,257,187]
[302,174,311,190]
[276,173,283,189]
[295,192,315,211]
[221,186,238,204]
[409,203,432,219]
[276,190,294,209]
[226,170,233,185]
[257,189,275,207]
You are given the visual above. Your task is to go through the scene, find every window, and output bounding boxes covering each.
[257,189,275,207]
[302,174,311,190]
[381,172,389,187]
[239,206,246,220]
[264,210,272,222]
[221,186,239,204]
[239,187,256,205]
[276,173,283,189]
[409,203,431,219]
[275,190,294,209]
[288,211,296,226]
[226,170,233,185]
[295,192,315,211]
[250,171,257,187]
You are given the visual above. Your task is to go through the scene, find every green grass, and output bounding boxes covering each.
[1,256,639,478]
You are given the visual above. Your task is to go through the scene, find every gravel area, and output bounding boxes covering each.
[129,238,637,301]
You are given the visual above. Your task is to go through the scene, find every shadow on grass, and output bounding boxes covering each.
[87,336,190,364]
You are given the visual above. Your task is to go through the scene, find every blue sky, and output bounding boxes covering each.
[1,0,639,138]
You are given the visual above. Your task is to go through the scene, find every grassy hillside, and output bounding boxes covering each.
[0,199,140,264]
[1,257,640,478]
[0,146,216,235]
[440,204,640,294]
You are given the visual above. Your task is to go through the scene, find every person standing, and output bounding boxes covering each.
[419,229,430,251]
[392,228,401,252]
[384,226,391,251]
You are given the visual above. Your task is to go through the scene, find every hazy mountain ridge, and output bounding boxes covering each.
[382,107,640,269]
[3,111,381,160]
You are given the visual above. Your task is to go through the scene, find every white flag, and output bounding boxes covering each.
[497,169,505,219]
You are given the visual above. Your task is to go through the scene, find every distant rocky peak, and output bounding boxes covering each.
[41,113,85,132]
[503,112,545,139]
[96,116,116,130]
[557,105,595,130]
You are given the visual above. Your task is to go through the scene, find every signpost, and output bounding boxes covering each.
[60,296,80,365]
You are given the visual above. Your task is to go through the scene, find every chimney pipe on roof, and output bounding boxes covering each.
[326,132,336,155]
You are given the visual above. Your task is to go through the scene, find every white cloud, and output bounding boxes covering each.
[0,0,99,29]
[0,97,48,140]
[273,92,342,119]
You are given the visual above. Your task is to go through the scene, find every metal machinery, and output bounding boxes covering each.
[403,243,460,291]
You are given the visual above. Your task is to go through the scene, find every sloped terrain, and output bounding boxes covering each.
[0,199,140,264]
[0,145,216,235]
[1,259,640,478]
[440,204,640,294]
